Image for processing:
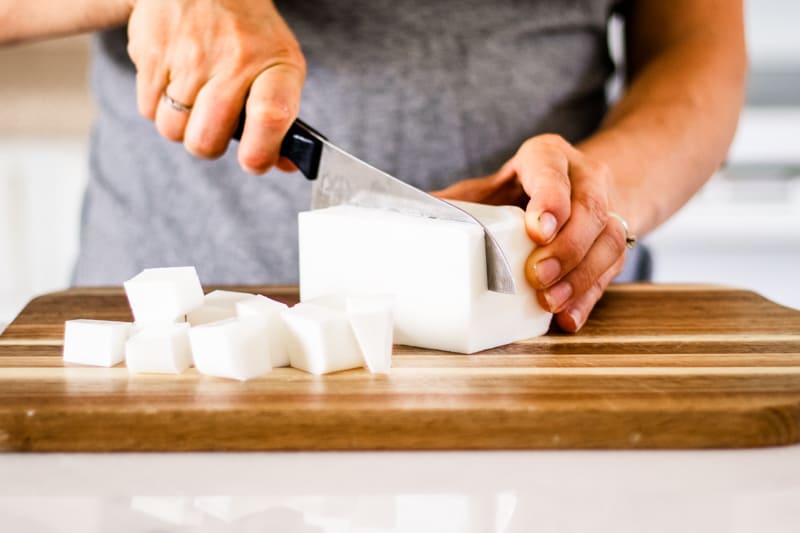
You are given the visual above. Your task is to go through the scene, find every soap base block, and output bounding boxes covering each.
[298,202,553,354]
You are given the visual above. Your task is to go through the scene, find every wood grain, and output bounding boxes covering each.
[1,284,799,451]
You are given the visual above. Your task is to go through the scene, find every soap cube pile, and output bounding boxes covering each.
[62,266,393,380]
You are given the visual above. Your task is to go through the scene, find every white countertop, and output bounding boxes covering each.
[2,447,800,532]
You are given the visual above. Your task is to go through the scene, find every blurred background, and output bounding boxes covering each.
[1,0,799,328]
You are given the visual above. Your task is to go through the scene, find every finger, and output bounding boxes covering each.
[127,23,168,121]
[183,73,248,159]
[432,165,526,206]
[537,220,628,313]
[155,72,205,143]
[237,63,304,174]
[515,135,573,245]
[524,160,610,289]
[554,253,625,333]
[134,59,168,121]
[431,176,497,202]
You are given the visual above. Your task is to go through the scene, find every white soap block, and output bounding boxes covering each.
[125,322,193,374]
[189,317,272,381]
[298,201,552,353]
[306,294,395,374]
[187,290,259,326]
[63,319,131,367]
[235,295,291,367]
[124,266,204,324]
[282,303,365,375]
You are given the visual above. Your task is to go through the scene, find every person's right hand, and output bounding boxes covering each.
[126,0,306,174]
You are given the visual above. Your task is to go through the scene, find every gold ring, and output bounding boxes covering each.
[608,211,637,249]
[161,92,193,113]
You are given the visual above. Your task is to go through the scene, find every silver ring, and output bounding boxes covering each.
[608,211,637,249]
[161,92,193,113]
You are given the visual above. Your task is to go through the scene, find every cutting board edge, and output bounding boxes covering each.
[2,401,799,452]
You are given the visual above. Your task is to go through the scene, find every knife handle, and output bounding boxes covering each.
[232,112,325,181]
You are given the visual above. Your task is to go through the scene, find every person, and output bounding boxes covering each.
[0,0,746,332]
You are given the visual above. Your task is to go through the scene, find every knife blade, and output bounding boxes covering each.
[236,118,516,294]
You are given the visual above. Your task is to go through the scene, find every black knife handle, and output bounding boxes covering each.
[278,119,325,180]
[232,112,325,181]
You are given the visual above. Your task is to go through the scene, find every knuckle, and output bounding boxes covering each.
[227,43,260,75]
[536,133,569,149]
[261,34,307,69]
[248,100,294,130]
[159,130,183,143]
[520,134,566,154]
[129,46,160,71]
[137,99,156,120]
[277,44,307,75]
[570,267,597,295]
[156,119,183,143]
[181,43,206,69]
[230,37,306,77]
[586,160,611,187]
[536,166,571,189]
[239,148,274,173]
[576,193,608,227]
[556,233,585,267]
[185,132,224,159]
[222,23,255,61]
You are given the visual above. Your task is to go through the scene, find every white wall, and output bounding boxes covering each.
[0,139,89,324]
[0,35,92,328]
[647,171,800,311]
[745,0,800,70]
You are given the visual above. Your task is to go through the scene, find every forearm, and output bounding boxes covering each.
[0,0,132,44]
[578,5,747,237]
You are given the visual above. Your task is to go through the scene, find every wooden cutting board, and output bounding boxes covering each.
[1,284,799,451]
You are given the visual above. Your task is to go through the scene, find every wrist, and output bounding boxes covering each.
[577,133,651,239]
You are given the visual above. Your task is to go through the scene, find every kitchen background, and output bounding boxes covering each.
[1,1,799,329]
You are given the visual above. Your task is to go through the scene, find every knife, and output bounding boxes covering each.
[234,118,516,294]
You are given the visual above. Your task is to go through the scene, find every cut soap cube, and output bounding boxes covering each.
[63,319,131,367]
[346,295,394,374]
[124,266,204,323]
[125,322,192,374]
[187,290,259,326]
[305,294,395,374]
[282,303,365,375]
[235,295,290,367]
[298,201,552,353]
[189,317,272,381]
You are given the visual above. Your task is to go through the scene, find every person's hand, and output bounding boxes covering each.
[433,135,631,332]
[126,0,305,174]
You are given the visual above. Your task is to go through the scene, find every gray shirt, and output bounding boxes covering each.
[73,0,623,286]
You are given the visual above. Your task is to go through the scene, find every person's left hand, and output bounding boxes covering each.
[432,134,631,332]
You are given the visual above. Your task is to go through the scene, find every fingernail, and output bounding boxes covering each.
[534,257,561,286]
[545,281,573,311]
[568,309,584,331]
[538,212,557,242]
